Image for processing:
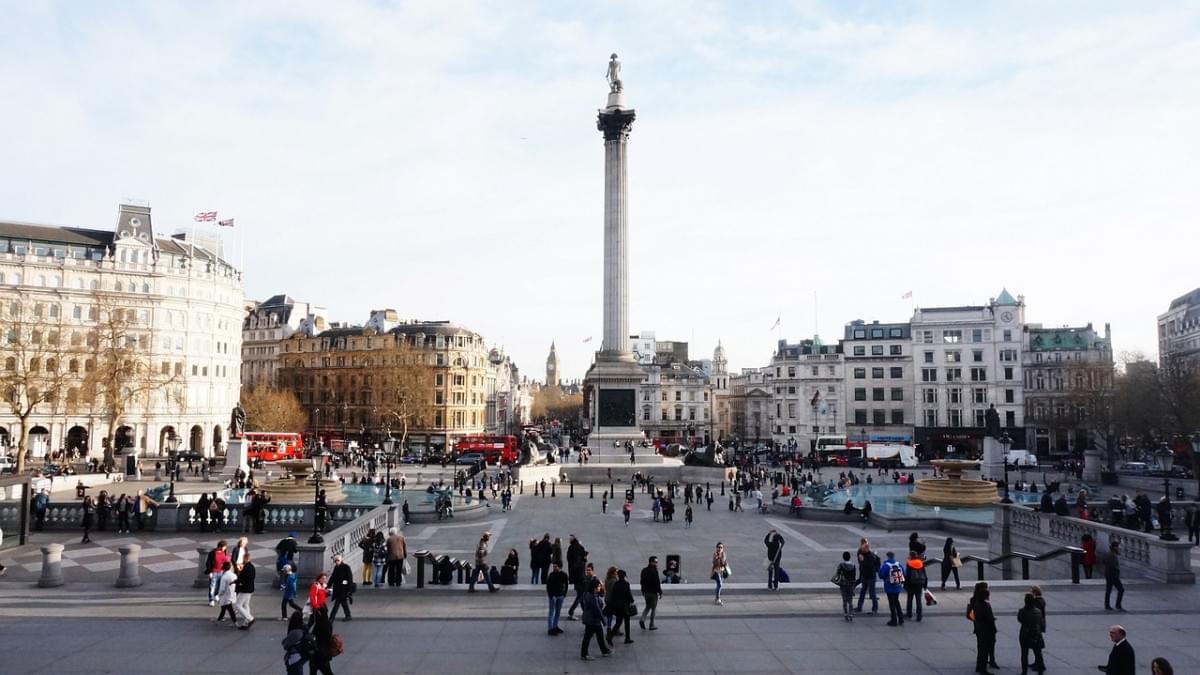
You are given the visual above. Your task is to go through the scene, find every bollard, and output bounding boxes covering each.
[610,482,615,496]
[570,482,574,498]
[721,481,725,496]
[1070,550,1081,584]
[520,481,524,495]
[976,560,986,581]
[115,544,143,588]
[453,558,465,584]
[37,543,66,588]
[194,546,211,589]
[590,483,594,499]
[706,482,711,494]
[414,551,429,589]
[1020,558,1030,580]
[551,483,556,498]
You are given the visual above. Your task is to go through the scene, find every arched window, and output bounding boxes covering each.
[68,359,79,373]
[45,358,56,372]
[141,282,150,293]
[48,304,59,318]
[127,282,136,293]
[36,275,46,287]
[4,357,14,370]
[89,280,98,290]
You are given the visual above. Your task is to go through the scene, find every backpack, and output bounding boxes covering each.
[887,562,905,586]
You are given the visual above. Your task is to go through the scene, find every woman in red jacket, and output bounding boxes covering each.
[309,572,329,611]
[1080,534,1096,579]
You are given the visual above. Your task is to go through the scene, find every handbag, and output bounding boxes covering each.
[626,602,638,617]
[924,589,938,606]
[951,554,962,569]
[722,565,731,579]
[402,559,411,576]
[330,633,344,658]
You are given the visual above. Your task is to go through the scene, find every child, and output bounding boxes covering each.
[279,564,300,621]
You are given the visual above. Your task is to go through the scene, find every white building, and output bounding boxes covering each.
[728,367,772,444]
[910,290,1026,456]
[0,203,243,459]
[639,361,709,445]
[486,346,531,435]
[842,320,914,446]
[242,294,327,388]
[1157,287,1200,368]
[768,337,844,450]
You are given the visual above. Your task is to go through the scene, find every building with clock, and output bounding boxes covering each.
[545,341,559,388]
[910,290,1026,457]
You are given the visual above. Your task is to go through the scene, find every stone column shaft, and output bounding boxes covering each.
[597,107,636,357]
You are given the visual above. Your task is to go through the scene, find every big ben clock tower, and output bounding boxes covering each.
[546,342,560,388]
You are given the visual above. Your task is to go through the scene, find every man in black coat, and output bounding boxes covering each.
[639,556,663,630]
[972,588,997,675]
[233,556,256,630]
[764,529,785,590]
[328,554,354,621]
[1104,541,1124,611]
[1098,625,1134,675]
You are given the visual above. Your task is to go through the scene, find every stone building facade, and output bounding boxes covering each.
[241,294,327,389]
[1157,287,1200,368]
[1022,323,1113,455]
[767,338,845,450]
[0,203,243,459]
[277,316,489,454]
[842,320,913,446]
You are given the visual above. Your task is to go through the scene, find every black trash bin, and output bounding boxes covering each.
[663,554,682,584]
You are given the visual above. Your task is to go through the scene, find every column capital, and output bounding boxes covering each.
[597,108,636,142]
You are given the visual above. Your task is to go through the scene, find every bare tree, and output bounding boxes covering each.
[1065,357,1116,466]
[1156,352,1200,437]
[0,297,74,473]
[376,339,433,454]
[241,385,307,433]
[79,294,182,470]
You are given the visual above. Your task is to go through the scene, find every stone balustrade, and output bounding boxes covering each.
[990,503,1193,584]
[3,500,378,534]
[294,504,396,586]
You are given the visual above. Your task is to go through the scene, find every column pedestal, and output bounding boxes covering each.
[220,439,248,480]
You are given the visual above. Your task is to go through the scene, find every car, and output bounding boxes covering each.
[0,456,15,474]
[175,451,204,462]
[1117,462,1151,474]
[456,453,486,466]
[398,455,422,464]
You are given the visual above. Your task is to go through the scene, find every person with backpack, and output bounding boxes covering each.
[279,564,300,621]
[904,551,928,621]
[878,551,906,626]
[309,605,339,675]
[281,611,314,675]
[206,539,230,607]
[856,539,880,614]
[833,552,857,622]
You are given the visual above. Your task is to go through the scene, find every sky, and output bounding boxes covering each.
[2,1,1198,382]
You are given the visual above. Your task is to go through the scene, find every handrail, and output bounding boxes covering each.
[921,546,1085,584]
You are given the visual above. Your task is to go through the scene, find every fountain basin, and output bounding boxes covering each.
[908,459,998,507]
[261,459,345,503]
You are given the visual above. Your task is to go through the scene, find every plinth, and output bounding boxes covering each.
[220,438,248,479]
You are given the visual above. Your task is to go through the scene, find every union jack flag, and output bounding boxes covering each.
[193,211,217,222]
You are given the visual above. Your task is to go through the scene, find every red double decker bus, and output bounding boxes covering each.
[243,432,303,462]
[454,435,520,465]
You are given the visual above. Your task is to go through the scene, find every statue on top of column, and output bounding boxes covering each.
[984,404,1001,439]
[606,53,623,93]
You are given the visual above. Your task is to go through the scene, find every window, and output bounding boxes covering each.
[853,329,866,339]
[787,386,796,394]
[871,328,884,338]
[889,328,903,338]
[890,387,904,401]
[787,367,795,377]
[853,346,865,356]
[971,328,983,343]
[921,368,937,382]
[891,409,905,425]
[1004,366,1014,380]
[923,388,937,404]
[949,409,962,427]
[1005,411,1016,427]
[1005,389,1014,403]
[1003,329,1013,342]
[972,350,983,362]
[872,388,884,401]
[1000,349,1017,362]
[854,409,868,425]
[662,391,667,401]
[923,351,934,364]
[873,410,886,425]
[890,367,903,379]
[923,410,937,427]
[674,407,682,421]
[945,351,961,363]
[854,388,866,401]
[943,330,962,343]
[946,368,962,381]
[871,345,884,356]
[675,391,682,401]
[788,403,796,418]
[973,388,987,404]
[890,345,902,355]
[970,367,987,382]
[949,388,962,404]
[643,407,650,421]
[921,330,934,344]
[812,367,819,376]
[974,410,986,427]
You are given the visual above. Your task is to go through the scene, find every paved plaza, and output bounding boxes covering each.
[3,484,1199,674]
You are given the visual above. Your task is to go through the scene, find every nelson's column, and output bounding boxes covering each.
[584,54,663,464]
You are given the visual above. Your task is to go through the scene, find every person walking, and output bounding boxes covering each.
[579,577,611,660]
[116,493,132,533]
[622,500,633,526]
[1098,625,1134,675]
[607,569,636,644]
[1016,592,1045,674]
[940,537,961,590]
[328,555,354,621]
[904,551,927,621]
[973,588,998,674]
[230,536,249,569]
[214,560,237,625]
[1081,533,1097,579]
[878,551,905,626]
[386,528,407,587]
[309,606,337,675]
[133,490,158,531]
[1104,540,1124,611]
[206,540,230,607]
[1030,585,1047,670]
[279,564,301,621]
[711,542,729,605]
[80,495,95,544]
[1151,657,1174,675]
[309,572,329,615]
[639,556,662,630]
[684,504,694,528]
[1185,504,1199,545]
[856,538,880,613]
[96,491,111,532]
[233,555,256,630]
[546,560,569,635]
[834,552,857,621]
[357,529,376,586]
[764,529,785,590]
[370,531,387,588]
[467,531,497,593]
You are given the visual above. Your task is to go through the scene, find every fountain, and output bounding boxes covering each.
[260,459,345,503]
[909,459,998,507]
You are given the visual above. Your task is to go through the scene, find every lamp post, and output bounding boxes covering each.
[999,431,1013,504]
[308,448,328,544]
[164,432,181,503]
[382,426,395,505]
[1155,441,1178,541]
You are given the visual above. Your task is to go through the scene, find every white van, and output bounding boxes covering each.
[1005,450,1038,467]
[865,444,918,468]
